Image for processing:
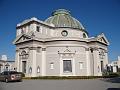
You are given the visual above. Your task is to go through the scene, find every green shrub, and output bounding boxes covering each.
[102,71,120,78]
[109,72,119,77]
[22,76,113,80]
[19,72,25,77]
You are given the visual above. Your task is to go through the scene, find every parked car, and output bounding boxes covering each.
[0,71,22,83]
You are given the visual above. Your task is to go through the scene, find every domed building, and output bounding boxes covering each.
[13,9,109,77]
[0,55,15,73]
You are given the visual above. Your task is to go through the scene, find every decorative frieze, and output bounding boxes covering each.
[98,48,107,59]
[19,50,29,59]
[61,53,73,58]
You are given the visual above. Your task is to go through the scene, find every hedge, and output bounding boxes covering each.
[22,75,119,80]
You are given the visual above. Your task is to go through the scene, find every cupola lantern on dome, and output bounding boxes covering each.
[45,9,85,30]
[52,9,71,16]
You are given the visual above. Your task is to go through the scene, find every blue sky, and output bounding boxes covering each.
[0,0,120,61]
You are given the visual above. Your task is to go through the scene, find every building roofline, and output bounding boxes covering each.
[16,17,54,29]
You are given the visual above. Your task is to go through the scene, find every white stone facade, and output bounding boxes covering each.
[13,9,109,77]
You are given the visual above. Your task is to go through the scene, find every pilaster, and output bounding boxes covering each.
[85,48,91,76]
[29,47,37,77]
[41,48,46,76]
[72,58,76,76]
[59,54,62,76]
[15,49,20,72]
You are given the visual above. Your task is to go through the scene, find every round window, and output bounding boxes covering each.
[61,30,68,36]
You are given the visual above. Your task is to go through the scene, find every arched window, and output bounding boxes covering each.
[50,63,54,69]
[6,67,8,71]
[29,67,32,73]
[83,33,86,38]
[37,66,40,73]
[98,66,100,72]
[5,63,10,71]
[36,26,40,32]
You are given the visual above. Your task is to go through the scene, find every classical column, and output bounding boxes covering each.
[15,49,20,72]
[85,48,91,76]
[19,56,22,72]
[89,48,94,76]
[59,54,63,76]
[29,47,37,77]
[92,47,99,76]
[72,57,76,76]
[41,48,46,76]
[104,50,109,66]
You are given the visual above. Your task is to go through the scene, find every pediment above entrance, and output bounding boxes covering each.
[96,33,109,45]
[64,49,71,53]
[13,34,32,44]
[58,48,76,54]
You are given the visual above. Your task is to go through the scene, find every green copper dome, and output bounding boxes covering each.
[45,9,85,30]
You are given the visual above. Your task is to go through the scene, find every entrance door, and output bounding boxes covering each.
[63,60,72,72]
[22,61,26,73]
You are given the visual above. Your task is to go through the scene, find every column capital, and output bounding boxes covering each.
[42,48,46,51]
[90,47,99,51]
[85,48,89,51]
[29,47,37,50]
[16,49,19,52]
[104,50,108,53]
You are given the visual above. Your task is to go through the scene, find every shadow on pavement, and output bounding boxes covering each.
[107,88,120,90]
[101,77,120,83]
[0,81,22,83]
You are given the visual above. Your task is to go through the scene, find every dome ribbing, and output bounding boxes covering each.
[45,9,85,30]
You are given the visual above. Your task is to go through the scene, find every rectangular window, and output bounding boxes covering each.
[22,61,26,73]
[100,61,103,72]
[79,62,83,69]
[63,60,72,72]
[36,26,40,32]
[50,63,54,69]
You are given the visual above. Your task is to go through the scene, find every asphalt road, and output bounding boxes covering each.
[0,78,120,90]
